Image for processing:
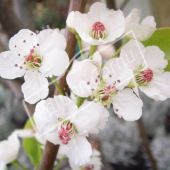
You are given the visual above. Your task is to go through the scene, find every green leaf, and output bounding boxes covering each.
[23,118,43,166]
[142,28,170,60]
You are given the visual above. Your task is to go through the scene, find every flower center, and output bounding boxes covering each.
[90,22,107,40]
[92,81,117,108]
[84,165,94,170]
[58,120,76,145]
[135,67,153,86]
[24,49,42,70]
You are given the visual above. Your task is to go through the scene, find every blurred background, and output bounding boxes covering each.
[0,0,170,170]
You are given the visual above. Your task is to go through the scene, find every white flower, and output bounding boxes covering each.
[73,2,126,45]
[0,132,20,164]
[69,149,103,170]
[66,11,76,33]
[67,52,143,121]
[33,95,109,166]
[119,39,170,100]
[0,29,69,104]
[125,9,156,41]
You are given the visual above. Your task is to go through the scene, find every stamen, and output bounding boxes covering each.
[15,64,18,67]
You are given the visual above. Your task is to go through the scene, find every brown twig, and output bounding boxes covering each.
[137,118,157,170]
[39,1,87,170]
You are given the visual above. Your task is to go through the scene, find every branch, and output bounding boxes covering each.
[0,0,24,38]
[137,118,157,170]
[39,1,87,170]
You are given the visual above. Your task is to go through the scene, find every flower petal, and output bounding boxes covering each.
[37,29,66,53]
[112,89,143,121]
[9,29,37,55]
[21,71,49,104]
[67,135,92,166]
[119,40,145,71]
[0,133,20,164]
[140,71,170,100]
[103,58,133,90]
[143,46,167,70]
[71,101,108,134]
[39,48,69,77]
[0,51,25,79]
[66,60,99,97]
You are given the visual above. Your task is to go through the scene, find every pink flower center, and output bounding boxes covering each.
[103,85,115,99]
[84,165,94,170]
[92,22,105,36]
[141,68,153,82]
[58,123,73,145]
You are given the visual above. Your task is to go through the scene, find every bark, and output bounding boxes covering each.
[0,0,24,38]
[39,1,87,170]
[137,118,157,170]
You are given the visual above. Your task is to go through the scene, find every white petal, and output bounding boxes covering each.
[126,9,140,23]
[67,135,92,166]
[9,29,37,55]
[112,89,143,121]
[103,58,133,90]
[69,159,80,170]
[71,102,103,134]
[21,71,49,104]
[0,51,25,79]
[102,10,126,43]
[143,46,167,70]
[140,71,170,100]
[66,11,75,30]
[37,29,66,53]
[119,39,145,70]
[66,60,99,97]
[39,48,69,77]
[88,2,107,23]
[141,16,156,27]
[0,133,20,164]
[91,52,102,72]
[0,162,6,170]
[33,99,60,145]
[15,129,34,138]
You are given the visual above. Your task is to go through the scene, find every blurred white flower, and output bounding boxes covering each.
[67,52,143,121]
[0,132,20,164]
[73,2,126,45]
[120,40,170,101]
[69,149,102,170]
[125,9,156,41]
[0,29,69,104]
[33,95,109,166]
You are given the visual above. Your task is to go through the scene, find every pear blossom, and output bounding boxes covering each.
[66,11,76,33]
[0,29,69,104]
[33,95,109,166]
[125,9,156,41]
[119,39,170,100]
[69,149,102,170]
[72,2,126,45]
[0,132,20,164]
[67,52,143,121]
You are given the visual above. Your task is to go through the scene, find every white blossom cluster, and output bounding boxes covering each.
[0,2,169,169]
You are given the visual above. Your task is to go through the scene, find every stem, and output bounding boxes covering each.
[137,118,157,170]
[89,45,97,58]
[51,77,64,96]
[76,34,85,60]
[76,97,86,108]
[53,155,66,170]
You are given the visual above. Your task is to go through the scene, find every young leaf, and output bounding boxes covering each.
[23,118,43,166]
